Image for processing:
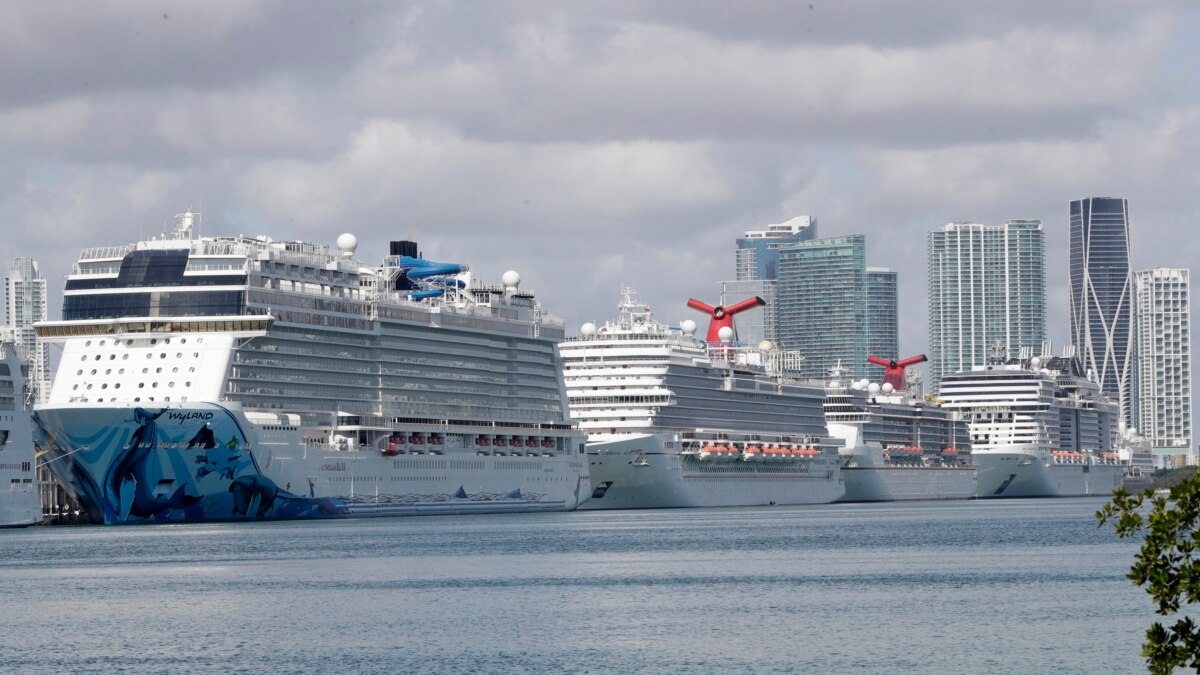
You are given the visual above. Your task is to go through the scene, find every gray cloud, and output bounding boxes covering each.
[0,1,1196,390]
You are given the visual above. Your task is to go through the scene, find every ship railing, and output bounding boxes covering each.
[78,245,133,261]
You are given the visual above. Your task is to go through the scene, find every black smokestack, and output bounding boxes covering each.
[390,240,419,257]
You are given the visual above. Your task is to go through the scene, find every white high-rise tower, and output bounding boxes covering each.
[4,257,49,402]
[927,221,1046,388]
[1134,268,1192,467]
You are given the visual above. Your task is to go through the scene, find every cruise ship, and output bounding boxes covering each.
[937,353,1124,498]
[0,335,39,527]
[558,288,843,509]
[825,362,975,502]
[33,212,589,524]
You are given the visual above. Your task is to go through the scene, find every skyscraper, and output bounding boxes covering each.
[1134,268,1192,466]
[1070,197,1134,428]
[4,257,48,401]
[927,220,1045,387]
[734,216,817,281]
[778,234,867,379]
[866,268,899,376]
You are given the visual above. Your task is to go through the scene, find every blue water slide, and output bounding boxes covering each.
[405,262,466,280]
[405,289,445,300]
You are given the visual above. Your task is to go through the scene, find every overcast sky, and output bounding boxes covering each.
[2,1,1197,372]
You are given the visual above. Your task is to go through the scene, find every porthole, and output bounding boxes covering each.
[160,353,166,359]
[94,355,101,361]
[86,384,92,390]
[126,340,133,346]
[169,382,175,388]
[72,384,78,391]
[181,338,187,344]
[101,384,107,390]
[146,354,152,360]
[85,340,92,347]
[138,383,145,389]
[114,384,121,389]
[152,382,158,388]
[172,367,178,373]
[142,368,148,374]
[105,369,111,375]
[156,367,162,374]
[150,339,157,345]
[109,355,115,360]
[90,369,96,375]
[122,354,129,360]
[81,356,86,362]
[99,340,106,347]
[118,369,124,375]
[165,338,171,345]
[193,352,199,358]
[185,382,191,387]
[76,370,82,375]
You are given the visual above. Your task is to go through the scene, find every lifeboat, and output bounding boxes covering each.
[526,437,539,448]
[542,438,556,448]
[699,444,714,459]
[408,434,425,445]
[382,433,404,456]
[743,445,762,461]
[494,436,508,447]
[476,436,491,447]
[942,447,958,454]
[429,434,444,446]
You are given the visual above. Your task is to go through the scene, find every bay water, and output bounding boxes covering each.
[0,498,1157,673]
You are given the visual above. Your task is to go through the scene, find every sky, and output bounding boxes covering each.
[2,1,1198,375]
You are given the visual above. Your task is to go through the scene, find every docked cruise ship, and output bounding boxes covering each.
[558,288,843,509]
[33,212,589,524]
[825,365,975,502]
[0,336,38,527]
[937,354,1123,498]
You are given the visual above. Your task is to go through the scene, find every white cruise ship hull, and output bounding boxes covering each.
[34,402,590,525]
[840,466,976,502]
[1,412,39,528]
[974,448,1124,498]
[578,435,844,509]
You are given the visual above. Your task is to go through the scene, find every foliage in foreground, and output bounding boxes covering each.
[1098,477,1200,674]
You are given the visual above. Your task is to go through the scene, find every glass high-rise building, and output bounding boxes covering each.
[778,235,867,380]
[4,257,48,401]
[735,216,817,281]
[927,221,1045,388]
[866,268,899,378]
[1070,197,1134,429]
[1134,268,1192,466]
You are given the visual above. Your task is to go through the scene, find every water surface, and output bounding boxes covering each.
[0,498,1155,673]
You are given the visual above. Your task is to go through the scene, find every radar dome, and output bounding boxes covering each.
[717,326,734,343]
[336,233,358,255]
[758,340,774,351]
[881,382,894,394]
[502,270,521,288]
[829,380,840,388]
[680,319,697,335]
[1030,356,1042,368]
[857,379,871,390]
[867,383,881,395]
[580,322,597,337]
